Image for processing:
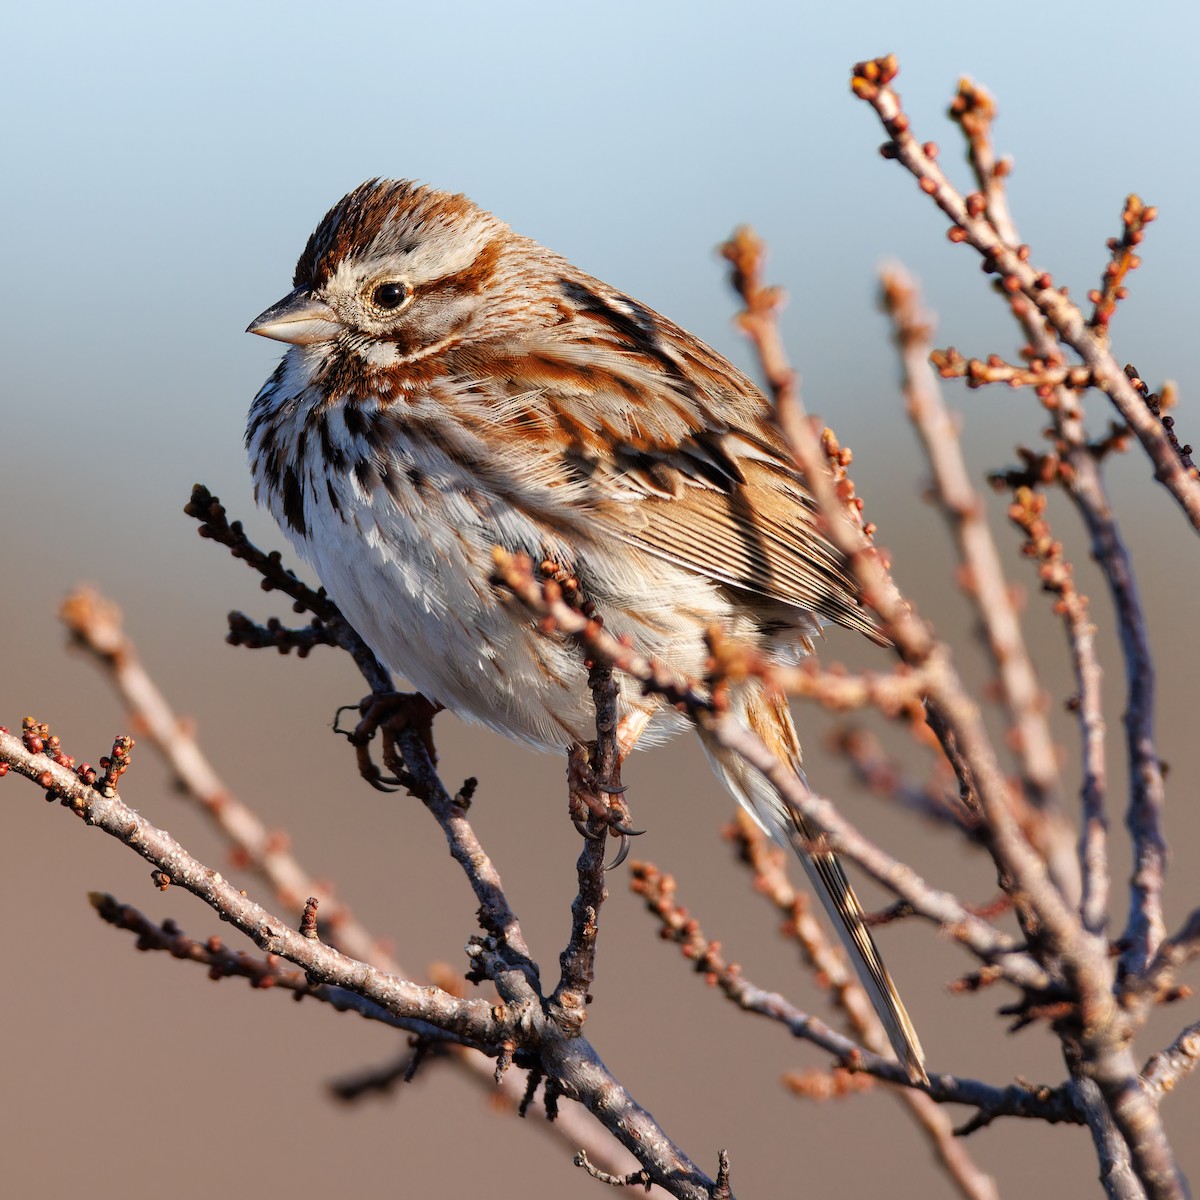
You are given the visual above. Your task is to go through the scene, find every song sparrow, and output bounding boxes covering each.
[247,179,926,1083]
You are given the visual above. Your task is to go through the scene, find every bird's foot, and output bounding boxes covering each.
[336,691,442,792]
[567,745,644,868]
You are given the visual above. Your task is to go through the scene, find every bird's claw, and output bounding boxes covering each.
[607,833,634,870]
[609,820,645,838]
[572,816,606,841]
[338,691,442,790]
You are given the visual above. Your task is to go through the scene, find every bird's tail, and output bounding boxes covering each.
[700,683,927,1085]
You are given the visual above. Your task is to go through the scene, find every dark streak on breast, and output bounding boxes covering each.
[380,461,407,504]
[325,478,343,516]
[353,458,376,493]
[281,465,307,536]
[343,403,368,440]
[314,410,347,472]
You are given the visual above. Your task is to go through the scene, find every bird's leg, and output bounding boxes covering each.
[540,557,652,862]
[565,709,652,868]
[567,744,608,838]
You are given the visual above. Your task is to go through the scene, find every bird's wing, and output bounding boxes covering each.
[470,280,880,640]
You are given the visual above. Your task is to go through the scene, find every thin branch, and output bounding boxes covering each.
[933,74,1168,971]
[931,347,1098,392]
[630,859,1080,1127]
[551,660,620,1031]
[88,892,470,1040]
[184,484,392,692]
[1,724,727,1200]
[1072,1075,1148,1200]
[3,726,507,1038]
[707,627,932,717]
[1001,488,1109,935]
[947,77,1019,248]
[721,228,1078,969]
[1141,1022,1200,1105]
[493,551,1047,989]
[1130,908,1200,1010]
[851,55,1200,531]
[723,196,1185,1199]
[58,586,644,1179]
[728,810,999,1200]
[60,587,403,973]
[829,726,978,835]
[880,264,1080,904]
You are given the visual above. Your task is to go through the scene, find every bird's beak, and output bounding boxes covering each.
[247,288,342,345]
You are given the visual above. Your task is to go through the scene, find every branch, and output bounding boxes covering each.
[494,552,1047,990]
[829,726,978,835]
[184,484,392,692]
[723,187,1186,1198]
[59,586,646,1179]
[880,264,1081,904]
[0,723,729,1200]
[60,587,402,972]
[727,810,997,1200]
[1000,488,1109,936]
[88,893,469,1041]
[1141,1022,1200,1105]
[852,55,1200,531]
[551,660,620,1031]
[929,72,1168,971]
[631,859,1080,1127]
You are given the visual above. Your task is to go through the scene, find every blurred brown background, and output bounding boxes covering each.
[4,3,1199,1196]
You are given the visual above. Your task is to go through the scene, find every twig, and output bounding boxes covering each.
[706,627,932,718]
[184,484,392,692]
[1001,489,1109,935]
[829,727,977,834]
[724,197,1185,1199]
[60,587,403,972]
[0,724,728,1200]
[947,78,1018,247]
[852,55,1200,531]
[1130,908,1200,1010]
[630,860,1079,1127]
[880,264,1080,904]
[328,1045,446,1102]
[932,347,1098,392]
[551,660,620,1033]
[729,809,999,1200]
[59,586,639,1177]
[933,72,1168,971]
[1141,1022,1200,1105]
[3,726,507,1036]
[494,551,1047,989]
[88,892,466,1040]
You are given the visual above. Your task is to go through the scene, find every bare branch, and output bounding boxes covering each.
[722,190,1186,1197]
[58,587,644,1178]
[630,859,1079,1127]
[88,893,464,1040]
[60,587,403,972]
[880,264,1081,903]
[0,723,728,1200]
[1001,488,1109,935]
[727,810,999,1200]
[851,55,1200,531]
[493,551,1047,989]
[1141,1022,1200,1105]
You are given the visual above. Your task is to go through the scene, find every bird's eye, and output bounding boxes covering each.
[371,281,409,310]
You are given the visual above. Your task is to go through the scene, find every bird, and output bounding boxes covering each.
[246,178,926,1083]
